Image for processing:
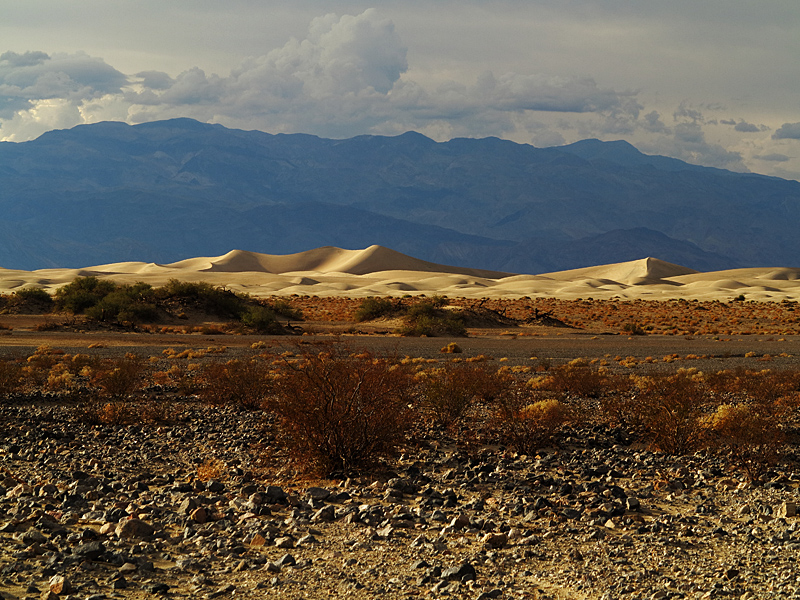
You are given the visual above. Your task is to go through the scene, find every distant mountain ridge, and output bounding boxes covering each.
[1,118,799,272]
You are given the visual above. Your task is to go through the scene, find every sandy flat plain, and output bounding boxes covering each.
[2,245,800,302]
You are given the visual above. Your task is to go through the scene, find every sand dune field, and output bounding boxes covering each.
[2,245,800,302]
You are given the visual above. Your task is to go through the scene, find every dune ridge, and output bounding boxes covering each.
[2,246,800,301]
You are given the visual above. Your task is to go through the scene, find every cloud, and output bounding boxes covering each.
[773,122,800,140]
[754,153,791,162]
[0,8,791,179]
[642,111,670,134]
[0,50,127,121]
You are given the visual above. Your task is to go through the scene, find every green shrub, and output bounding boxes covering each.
[269,299,303,322]
[355,297,396,322]
[240,306,285,334]
[10,287,53,309]
[85,283,157,324]
[400,299,466,337]
[272,347,415,474]
[55,277,117,313]
[156,279,245,317]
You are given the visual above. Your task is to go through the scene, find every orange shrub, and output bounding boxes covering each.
[493,384,570,453]
[633,370,712,454]
[704,402,785,481]
[272,347,415,474]
[418,364,511,427]
[197,358,274,410]
[91,354,148,400]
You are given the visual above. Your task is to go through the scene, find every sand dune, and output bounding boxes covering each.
[2,247,800,301]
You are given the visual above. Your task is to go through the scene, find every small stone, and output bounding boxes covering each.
[311,505,336,523]
[481,532,508,549]
[250,533,267,547]
[306,487,330,501]
[116,518,155,539]
[190,507,209,524]
[144,582,170,594]
[441,562,476,582]
[73,540,105,560]
[19,529,47,546]
[274,536,295,549]
[276,553,296,567]
[449,514,470,530]
[48,574,70,595]
[178,497,198,515]
[775,501,797,518]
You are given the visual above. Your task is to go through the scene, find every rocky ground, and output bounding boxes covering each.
[2,398,800,600]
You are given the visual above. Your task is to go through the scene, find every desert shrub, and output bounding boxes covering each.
[240,306,285,334]
[622,322,646,335]
[493,387,570,453]
[8,287,53,311]
[91,354,148,400]
[400,299,466,337]
[85,283,158,324]
[0,359,23,398]
[534,359,626,401]
[272,347,415,474]
[633,370,712,454]
[268,299,303,321]
[152,364,199,395]
[733,369,800,404]
[76,398,172,426]
[418,364,510,427]
[440,342,463,354]
[704,402,785,481]
[156,279,244,317]
[355,297,397,322]
[197,358,275,410]
[55,277,117,313]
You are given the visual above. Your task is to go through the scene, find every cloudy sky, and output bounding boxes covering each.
[2,1,799,179]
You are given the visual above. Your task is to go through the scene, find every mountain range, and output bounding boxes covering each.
[1,117,799,272]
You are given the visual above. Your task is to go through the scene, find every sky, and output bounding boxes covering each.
[1,1,799,179]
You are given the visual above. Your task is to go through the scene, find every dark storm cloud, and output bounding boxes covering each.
[773,122,800,140]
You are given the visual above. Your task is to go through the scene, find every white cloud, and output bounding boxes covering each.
[0,8,796,179]
[0,50,127,128]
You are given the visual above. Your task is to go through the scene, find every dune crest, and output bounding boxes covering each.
[1,247,800,301]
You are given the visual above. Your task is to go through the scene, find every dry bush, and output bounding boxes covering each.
[76,398,173,426]
[272,346,416,475]
[197,358,275,410]
[197,457,229,482]
[704,403,785,482]
[632,370,712,454]
[541,359,622,399]
[152,364,199,396]
[0,359,23,398]
[91,354,148,400]
[493,383,570,453]
[418,364,511,427]
[731,368,800,404]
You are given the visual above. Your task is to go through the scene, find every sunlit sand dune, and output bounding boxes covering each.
[2,247,800,301]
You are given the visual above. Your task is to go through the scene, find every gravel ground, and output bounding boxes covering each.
[2,327,800,599]
[1,400,800,600]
